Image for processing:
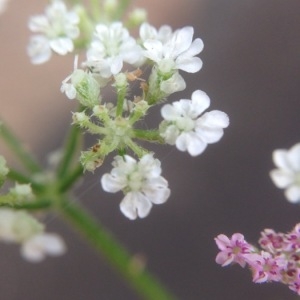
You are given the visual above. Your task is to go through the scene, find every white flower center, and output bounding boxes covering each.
[127,170,144,191]
[176,116,195,132]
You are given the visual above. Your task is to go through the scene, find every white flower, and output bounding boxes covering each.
[85,22,143,78]
[160,90,229,156]
[140,23,204,74]
[21,233,66,263]
[27,0,80,64]
[270,143,300,203]
[101,154,170,220]
[0,209,43,243]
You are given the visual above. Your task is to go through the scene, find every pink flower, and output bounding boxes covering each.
[215,233,255,267]
[259,229,285,253]
[249,251,286,283]
[285,223,300,251]
[287,269,300,295]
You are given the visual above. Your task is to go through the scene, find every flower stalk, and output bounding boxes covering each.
[59,198,176,300]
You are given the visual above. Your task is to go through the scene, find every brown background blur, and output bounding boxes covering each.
[1,0,300,299]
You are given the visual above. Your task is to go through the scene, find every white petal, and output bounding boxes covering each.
[176,132,207,156]
[287,143,300,172]
[143,40,163,62]
[21,234,66,263]
[190,90,210,117]
[285,185,300,203]
[270,169,295,188]
[50,38,73,55]
[181,38,204,57]
[101,174,125,193]
[161,104,179,121]
[175,56,203,73]
[144,177,170,204]
[197,110,230,128]
[272,150,290,170]
[195,127,224,144]
[110,56,123,75]
[169,26,194,57]
[120,192,152,220]
[27,35,51,64]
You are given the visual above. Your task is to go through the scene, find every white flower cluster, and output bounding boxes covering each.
[27,0,80,64]
[0,208,66,262]
[38,2,229,220]
[270,143,300,203]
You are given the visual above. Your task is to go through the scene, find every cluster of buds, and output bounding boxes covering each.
[215,224,300,295]
[27,0,229,219]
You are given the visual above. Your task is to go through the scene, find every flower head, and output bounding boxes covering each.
[159,90,229,156]
[215,233,255,267]
[270,143,300,203]
[140,23,203,74]
[27,0,80,64]
[101,154,170,220]
[249,251,286,283]
[85,22,143,78]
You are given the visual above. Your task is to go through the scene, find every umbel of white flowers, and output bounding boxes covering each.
[28,0,230,220]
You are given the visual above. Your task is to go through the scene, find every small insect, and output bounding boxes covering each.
[91,143,101,153]
[126,68,144,82]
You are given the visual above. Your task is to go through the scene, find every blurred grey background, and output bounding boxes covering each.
[1,0,300,299]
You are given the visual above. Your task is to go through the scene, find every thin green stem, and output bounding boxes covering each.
[57,124,82,179]
[111,0,132,21]
[58,164,84,193]
[0,198,51,210]
[0,122,41,173]
[133,129,164,143]
[7,169,45,193]
[59,198,176,300]
[90,0,101,21]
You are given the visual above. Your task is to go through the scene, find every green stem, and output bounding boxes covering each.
[0,122,41,173]
[133,129,164,143]
[59,198,176,300]
[112,0,132,21]
[7,169,45,193]
[58,164,83,193]
[126,138,148,158]
[90,0,101,21]
[0,198,51,210]
[57,124,82,179]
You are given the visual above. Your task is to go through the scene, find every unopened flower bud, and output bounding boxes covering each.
[128,8,147,27]
[10,183,34,201]
[71,70,101,107]
[160,72,186,94]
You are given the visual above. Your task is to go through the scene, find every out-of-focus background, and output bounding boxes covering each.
[1,0,300,299]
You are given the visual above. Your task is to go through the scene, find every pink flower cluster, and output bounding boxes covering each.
[215,224,300,295]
